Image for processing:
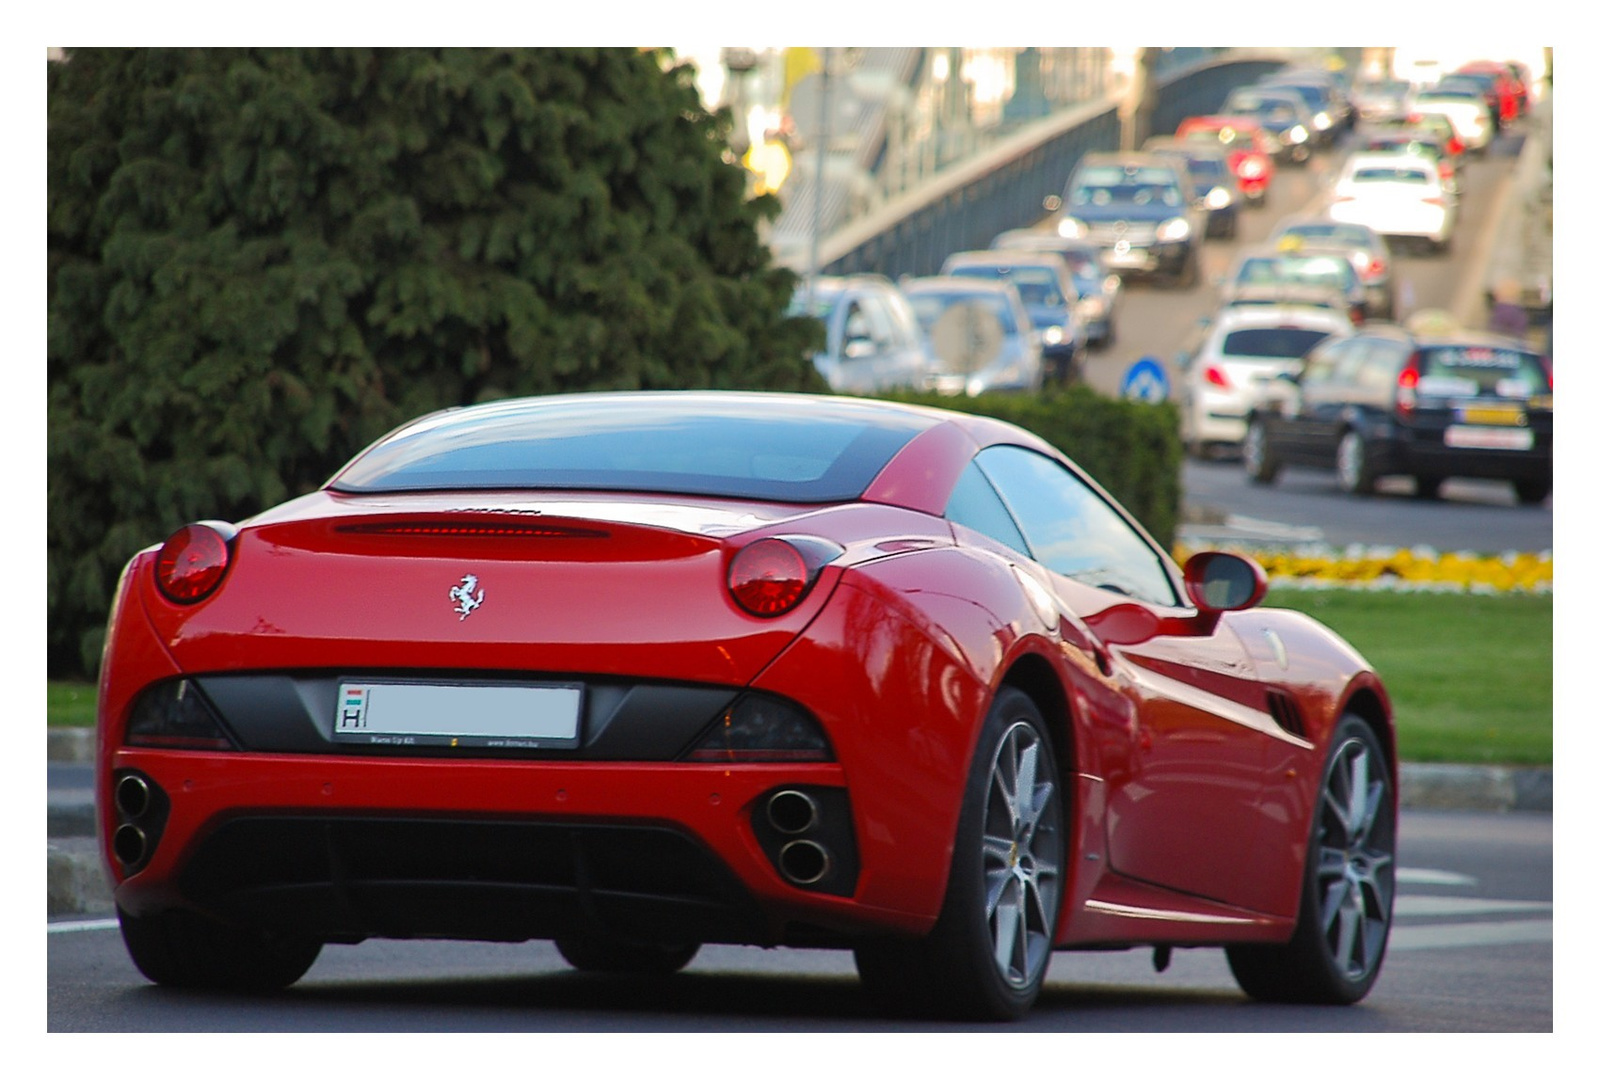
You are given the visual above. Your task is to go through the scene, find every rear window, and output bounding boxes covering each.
[1417,347,1551,398]
[947,264,1064,306]
[332,395,935,502]
[1221,327,1337,359]
[1353,166,1430,183]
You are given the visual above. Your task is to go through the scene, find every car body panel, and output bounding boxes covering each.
[97,391,1395,976]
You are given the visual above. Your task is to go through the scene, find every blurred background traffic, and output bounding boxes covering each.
[673,45,1552,514]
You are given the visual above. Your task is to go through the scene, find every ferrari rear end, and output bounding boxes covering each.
[96,393,978,985]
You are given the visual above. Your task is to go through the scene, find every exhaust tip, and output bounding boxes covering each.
[766,789,819,835]
[115,774,152,819]
[113,823,147,868]
[778,839,832,886]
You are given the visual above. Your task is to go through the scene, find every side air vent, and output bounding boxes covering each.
[1266,690,1306,739]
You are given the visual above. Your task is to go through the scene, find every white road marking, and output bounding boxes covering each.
[1398,868,1479,887]
[1389,919,1553,951]
[47,918,118,935]
[1396,896,1551,918]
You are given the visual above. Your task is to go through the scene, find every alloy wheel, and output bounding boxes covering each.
[981,721,1062,989]
[1313,736,1394,982]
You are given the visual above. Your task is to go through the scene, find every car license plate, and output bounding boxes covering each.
[334,681,582,749]
[1459,404,1526,426]
[1443,425,1534,451]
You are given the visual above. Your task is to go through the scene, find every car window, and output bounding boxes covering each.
[972,446,1178,606]
[1220,327,1338,359]
[907,292,1021,335]
[948,265,1065,307]
[945,461,1031,555]
[1417,346,1551,397]
[1301,337,1357,387]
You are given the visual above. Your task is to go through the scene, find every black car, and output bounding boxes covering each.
[1220,86,1317,164]
[989,230,1122,347]
[1052,152,1206,287]
[1143,137,1242,239]
[1243,326,1552,504]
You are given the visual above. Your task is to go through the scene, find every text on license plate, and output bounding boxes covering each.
[334,682,582,748]
[1443,425,1534,451]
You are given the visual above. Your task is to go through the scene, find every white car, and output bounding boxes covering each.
[1411,88,1493,152]
[1179,304,1354,456]
[1326,152,1458,253]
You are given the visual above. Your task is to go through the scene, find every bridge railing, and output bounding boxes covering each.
[782,52,1290,282]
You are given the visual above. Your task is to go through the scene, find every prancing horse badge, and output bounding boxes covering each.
[449,574,485,620]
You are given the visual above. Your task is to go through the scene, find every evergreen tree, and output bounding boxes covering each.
[49,47,825,675]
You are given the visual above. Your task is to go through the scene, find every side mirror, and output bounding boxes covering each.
[1184,552,1268,614]
[843,337,877,359]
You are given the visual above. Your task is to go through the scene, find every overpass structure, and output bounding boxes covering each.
[766,48,1302,282]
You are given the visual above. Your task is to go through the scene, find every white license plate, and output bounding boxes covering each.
[334,682,582,749]
[1444,425,1534,451]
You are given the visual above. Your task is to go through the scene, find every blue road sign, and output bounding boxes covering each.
[1120,356,1169,402]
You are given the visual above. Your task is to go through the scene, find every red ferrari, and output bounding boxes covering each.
[97,391,1396,1020]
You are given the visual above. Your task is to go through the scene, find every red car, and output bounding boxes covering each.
[1175,114,1277,206]
[97,391,1397,1020]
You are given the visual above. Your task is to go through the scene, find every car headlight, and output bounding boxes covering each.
[1042,325,1065,346]
[1056,216,1087,239]
[1156,216,1191,243]
[1205,186,1233,210]
[1313,111,1332,130]
[1287,125,1308,144]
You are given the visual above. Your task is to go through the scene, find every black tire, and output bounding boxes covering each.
[118,905,321,991]
[555,935,700,975]
[1513,479,1551,505]
[1242,420,1281,485]
[855,687,1065,1021]
[1227,714,1395,1004]
[1336,430,1377,495]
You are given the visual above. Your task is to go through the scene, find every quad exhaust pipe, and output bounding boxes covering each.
[777,839,832,885]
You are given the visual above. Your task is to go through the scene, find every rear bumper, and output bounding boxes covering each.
[104,749,914,946]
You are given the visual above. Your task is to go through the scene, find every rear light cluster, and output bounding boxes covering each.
[155,521,237,603]
[124,678,235,750]
[1396,354,1422,419]
[684,692,833,763]
[726,535,843,618]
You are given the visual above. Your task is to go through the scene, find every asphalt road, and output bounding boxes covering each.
[46,808,1550,1034]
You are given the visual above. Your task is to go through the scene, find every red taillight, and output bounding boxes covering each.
[1365,257,1386,279]
[1396,356,1422,419]
[1204,364,1231,390]
[728,538,813,618]
[155,522,234,604]
[1238,155,1265,179]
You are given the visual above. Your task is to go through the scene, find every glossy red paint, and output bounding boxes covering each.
[96,391,1395,1012]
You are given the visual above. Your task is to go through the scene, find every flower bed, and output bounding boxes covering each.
[1173,543,1553,594]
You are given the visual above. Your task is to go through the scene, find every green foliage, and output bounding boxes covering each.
[49,48,825,676]
[1266,588,1552,765]
[876,386,1183,548]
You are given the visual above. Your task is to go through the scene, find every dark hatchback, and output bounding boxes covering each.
[1243,326,1552,504]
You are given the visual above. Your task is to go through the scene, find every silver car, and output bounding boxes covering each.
[790,275,935,394]
[899,276,1045,396]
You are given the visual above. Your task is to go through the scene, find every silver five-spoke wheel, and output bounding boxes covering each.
[982,720,1062,990]
[1314,733,1394,983]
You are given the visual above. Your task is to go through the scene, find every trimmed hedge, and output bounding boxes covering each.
[875,386,1184,549]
